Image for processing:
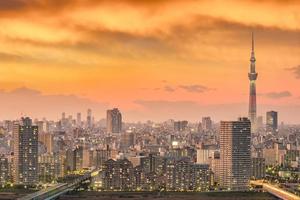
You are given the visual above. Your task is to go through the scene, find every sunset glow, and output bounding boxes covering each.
[0,0,299,122]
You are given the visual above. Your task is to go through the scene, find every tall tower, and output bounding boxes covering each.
[248,33,258,132]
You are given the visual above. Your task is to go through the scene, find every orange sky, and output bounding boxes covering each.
[0,0,299,123]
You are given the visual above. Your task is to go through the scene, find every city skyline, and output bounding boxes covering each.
[0,0,299,123]
[1,1,300,199]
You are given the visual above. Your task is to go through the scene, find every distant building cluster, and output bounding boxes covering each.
[0,107,294,192]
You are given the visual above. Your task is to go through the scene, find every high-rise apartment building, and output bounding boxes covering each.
[251,157,265,179]
[76,112,81,126]
[256,116,263,129]
[120,131,135,150]
[38,152,64,183]
[95,147,111,169]
[219,118,251,191]
[174,120,188,132]
[36,121,48,133]
[65,149,76,172]
[202,117,212,131]
[87,109,92,129]
[39,133,54,153]
[102,159,134,191]
[0,155,9,185]
[107,108,122,134]
[196,148,213,164]
[166,158,212,191]
[266,111,278,134]
[13,117,38,185]
[62,112,66,121]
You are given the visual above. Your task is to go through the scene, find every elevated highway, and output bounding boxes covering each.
[251,180,300,200]
[18,169,100,200]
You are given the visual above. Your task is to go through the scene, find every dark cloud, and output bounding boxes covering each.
[5,27,175,64]
[0,0,85,10]
[0,52,45,64]
[0,0,26,10]
[2,8,299,67]
[0,52,28,62]
[251,0,300,4]
[0,0,172,13]
[154,84,213,93]
[260,91,292,99]
[0,87,108,120]
[286,65,300,79]
[164,86,175,92]
[179,84,212,93]
[1,0,298,13]
[10,87,41,96]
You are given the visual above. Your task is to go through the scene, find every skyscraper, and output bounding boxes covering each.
[173,120,188,132]
[219,118,251,191]
[121,131,135,150]
[0,155,9,185]
[13,117,38,185]
[76,112,81,126]
[248,33,258,132]
[39,133,54,153]
[87,109,92,128]
[202,117,212,131]
[62,112,66,121]
[266,111,278,134]
[107,108,122,134]
[256,116,263,129]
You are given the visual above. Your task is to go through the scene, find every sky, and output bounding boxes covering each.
[0,0,299,123]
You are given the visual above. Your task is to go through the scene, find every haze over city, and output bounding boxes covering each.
[0,0,299,123]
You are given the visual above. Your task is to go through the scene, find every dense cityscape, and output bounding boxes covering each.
[0,35,299,200]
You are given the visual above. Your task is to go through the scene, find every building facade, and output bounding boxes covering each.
[219,118,251,191]
[107,108,122,134]
[251,157,265,179]
[13,117,38,185]
[266,111,278,134]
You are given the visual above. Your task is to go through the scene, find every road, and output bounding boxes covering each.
[251,180,300,200]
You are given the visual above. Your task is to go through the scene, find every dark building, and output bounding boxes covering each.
[65,149,76,172]
[38,152,64,183]
[266,111,278,134]
[107,108,122,134]
[0,155,9,185]
[133,165,146,190]
[120,132,135,150]
[87,109,92,129]
[95,147,111,169]
[174,121,188,132]
[219,118,251,191]
[202,117,212,131]
[251,157,265,179]
[166,157,212,191]
[102,159,134,191]
[13,117,38,185]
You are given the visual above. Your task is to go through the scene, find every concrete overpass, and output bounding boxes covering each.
[18,169,100,200]
[251,180,300,200]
